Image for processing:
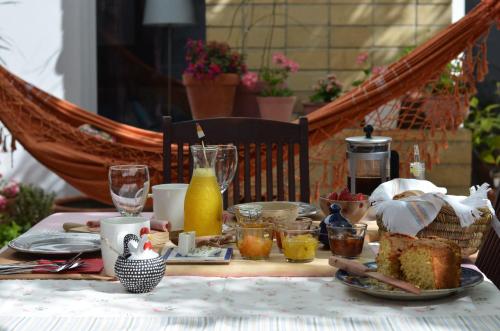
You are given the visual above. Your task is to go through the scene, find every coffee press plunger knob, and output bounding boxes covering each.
[363,125,374,139]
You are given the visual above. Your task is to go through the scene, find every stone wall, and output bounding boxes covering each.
[206,0,452,103]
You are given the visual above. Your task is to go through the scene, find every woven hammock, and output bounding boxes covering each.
[0,0,498,204]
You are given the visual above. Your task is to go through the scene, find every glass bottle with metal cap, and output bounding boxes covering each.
[346,125,392,195]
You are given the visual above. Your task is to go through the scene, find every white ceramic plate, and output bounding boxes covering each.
[8,233,101,255]
[335,262,484,301]
[227,201,319,217]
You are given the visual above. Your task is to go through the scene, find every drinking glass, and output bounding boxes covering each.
[108,165,150,216]
[215,144,238,194]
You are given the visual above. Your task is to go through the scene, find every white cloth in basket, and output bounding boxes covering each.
[370,179,497,236]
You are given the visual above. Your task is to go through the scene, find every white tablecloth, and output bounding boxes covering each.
[0,213,499,331]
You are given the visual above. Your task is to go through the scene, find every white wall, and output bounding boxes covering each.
[0,0,96,197]
[452,0,465,22]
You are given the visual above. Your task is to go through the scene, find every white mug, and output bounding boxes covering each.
[100,216,150,276]
[151,183,188,232]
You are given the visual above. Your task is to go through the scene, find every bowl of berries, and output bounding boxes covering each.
[319,188,369,223]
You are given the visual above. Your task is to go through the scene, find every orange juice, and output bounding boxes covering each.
[184,167,223,236]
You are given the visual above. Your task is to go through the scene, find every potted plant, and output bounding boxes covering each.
[303,74,343,115]
[0,180,55,246]
[183,40,247,119]
[464,96,500,186]
[249,53,299,122]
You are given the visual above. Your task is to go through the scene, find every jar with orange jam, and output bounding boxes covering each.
[236,223,273,260]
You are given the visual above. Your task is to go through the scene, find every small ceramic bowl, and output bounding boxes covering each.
[114,234,166,293]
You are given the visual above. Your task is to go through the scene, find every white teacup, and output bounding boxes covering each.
[151,183,188,232]
[100,216,150,276]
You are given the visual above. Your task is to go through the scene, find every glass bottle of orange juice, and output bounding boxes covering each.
[184,145,222,236]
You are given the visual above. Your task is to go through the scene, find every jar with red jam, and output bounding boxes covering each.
[327,223,367,258]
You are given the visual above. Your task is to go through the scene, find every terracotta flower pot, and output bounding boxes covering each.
[183,73,240,119]
[257,96,297,122]
[233,83,262,118]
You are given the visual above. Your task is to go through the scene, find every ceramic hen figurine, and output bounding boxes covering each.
[114,228,166,293]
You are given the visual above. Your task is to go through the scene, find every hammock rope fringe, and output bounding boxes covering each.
[0,0,498,204]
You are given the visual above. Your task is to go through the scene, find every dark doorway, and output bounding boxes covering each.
[466,0,500,106]
[96,0,205,131]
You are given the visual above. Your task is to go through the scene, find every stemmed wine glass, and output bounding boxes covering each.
[108,165,150,216]
[215,145,238,194]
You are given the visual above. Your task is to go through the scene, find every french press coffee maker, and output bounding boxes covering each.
[346,125,394,195]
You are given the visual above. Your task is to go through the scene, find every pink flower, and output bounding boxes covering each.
[285,59,299,73]
[272,52,287,65]
[0,194,7,211]
[2,180,19,198]
[356,52,369,65]
[242,72,259,89]
[371,65,387,76]
[209,63,221,76]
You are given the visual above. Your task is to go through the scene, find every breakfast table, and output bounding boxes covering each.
[0,212,499,331]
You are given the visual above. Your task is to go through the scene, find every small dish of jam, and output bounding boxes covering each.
[327,223,367,258]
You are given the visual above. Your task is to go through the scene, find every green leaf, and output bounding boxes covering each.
[479,119,493,132]
[479,151,495,164]
[484,136,500,147]
[484,104,500,112]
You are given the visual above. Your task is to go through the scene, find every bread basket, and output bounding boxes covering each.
[376,205,493,257]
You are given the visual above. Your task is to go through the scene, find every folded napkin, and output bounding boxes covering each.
[370,179,498,236]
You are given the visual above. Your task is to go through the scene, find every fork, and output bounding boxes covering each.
[0,259,84,275]
[0,252,83,275]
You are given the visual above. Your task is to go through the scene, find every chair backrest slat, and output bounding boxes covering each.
[243,143,251,202]
[299,117,310,202]
[277,142,284,201]
[266,142,273,201]
[177,143,184,183]
[255,143,262,201]
[288,143,295,201]
[163,116,310,207]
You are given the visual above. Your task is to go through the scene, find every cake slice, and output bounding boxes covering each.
[399,238,461,290]
[376,232,417,279]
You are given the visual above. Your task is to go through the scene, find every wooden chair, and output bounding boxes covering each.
[163,116,310,208]
[475,189,500,288]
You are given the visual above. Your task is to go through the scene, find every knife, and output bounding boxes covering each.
[329,256,422,295]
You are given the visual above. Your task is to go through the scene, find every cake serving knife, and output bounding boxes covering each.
[329,256,422,295]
